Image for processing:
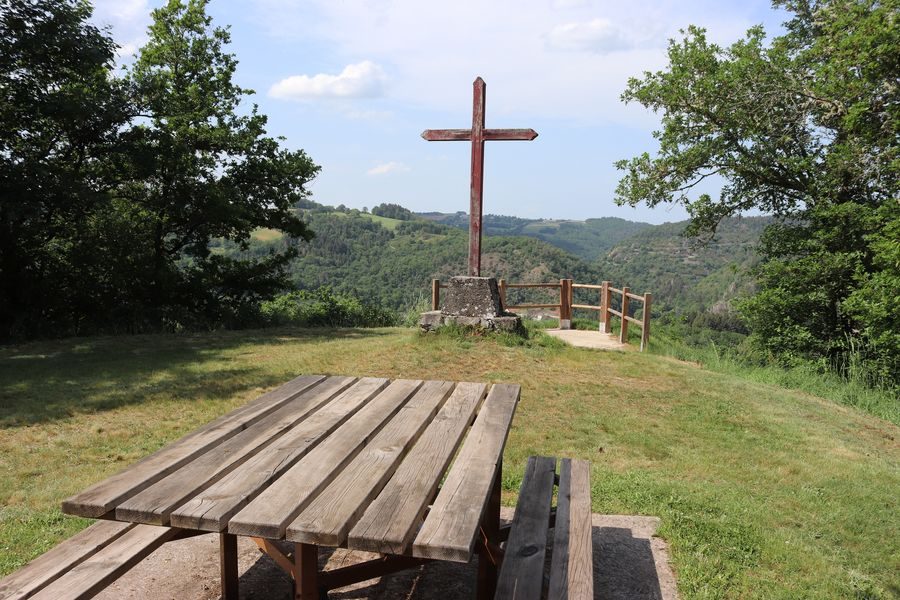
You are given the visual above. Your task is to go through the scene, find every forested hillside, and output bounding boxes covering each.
[215,204,605,311]
[602,216,771,314]
[419,212,653,261]
[217,202,766,317]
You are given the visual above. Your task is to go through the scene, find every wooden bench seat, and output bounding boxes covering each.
[0,520,179,600]
[495,456,593,599]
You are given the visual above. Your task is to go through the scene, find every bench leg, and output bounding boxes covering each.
[477,464,502,600]
[294,542,320,600]
[220,533,239,600]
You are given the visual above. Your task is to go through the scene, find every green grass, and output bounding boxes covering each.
[1,328,898,598]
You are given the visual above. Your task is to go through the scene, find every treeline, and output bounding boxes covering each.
[0,0,317,339]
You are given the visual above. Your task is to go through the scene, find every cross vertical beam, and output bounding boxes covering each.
[422,77,538,276]
[469,78,486,277]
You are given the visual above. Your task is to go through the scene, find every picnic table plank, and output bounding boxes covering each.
[347,382,487,555]
[0,521,132,600]
[169,376,380,532]
[29,524,177,600]
[229,379,423,539]
[411,384,520,562]
[285,380,455,546]
[495,456,557,599]
[115,376,368,525]
[547,459,593,599]
[62,375,326,518]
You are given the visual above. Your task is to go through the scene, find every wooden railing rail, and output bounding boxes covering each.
[430,278,652,351]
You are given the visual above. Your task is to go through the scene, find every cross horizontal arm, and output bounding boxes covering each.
[421,128,539,142]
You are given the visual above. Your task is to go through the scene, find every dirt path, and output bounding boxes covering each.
[544,329,629,351]
[97,509,678,599]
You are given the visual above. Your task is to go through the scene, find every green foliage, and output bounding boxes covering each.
[616,0,899,388]
[0,0,319,339]
[260,287,398,328]
[0,0,128,338]
[371,202,414,220]
[113,0,318,329]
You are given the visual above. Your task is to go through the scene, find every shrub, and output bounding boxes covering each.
[261,287,398,328]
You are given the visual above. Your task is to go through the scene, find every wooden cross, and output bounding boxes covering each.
[422,77,538,277]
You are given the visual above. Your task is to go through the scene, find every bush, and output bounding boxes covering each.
[261,288,398,328]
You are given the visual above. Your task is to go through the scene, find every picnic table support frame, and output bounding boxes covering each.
[476,464,503,599]
[220,533,239,600]
[294,542,319,600]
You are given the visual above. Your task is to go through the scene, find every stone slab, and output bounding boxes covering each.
[441,276,503,318]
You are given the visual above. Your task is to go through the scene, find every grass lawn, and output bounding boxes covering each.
[0,327,897,598]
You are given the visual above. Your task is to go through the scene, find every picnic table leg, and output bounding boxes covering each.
[220,533,239,600]
[294,542,320,600]
[477,463,502,600]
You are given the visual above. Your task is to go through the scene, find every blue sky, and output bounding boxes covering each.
[91,0,787,225]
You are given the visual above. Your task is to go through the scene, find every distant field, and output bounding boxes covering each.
[1,328,897,598]
[250,227,284,242]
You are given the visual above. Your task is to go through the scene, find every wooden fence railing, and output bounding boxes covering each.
[431,278,652,351]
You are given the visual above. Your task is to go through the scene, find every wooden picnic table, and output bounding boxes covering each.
[61,375,520,599]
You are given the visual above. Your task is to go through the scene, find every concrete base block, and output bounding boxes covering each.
[559,319,572,330]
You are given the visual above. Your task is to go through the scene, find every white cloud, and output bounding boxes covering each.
[546,18,632,53]
[269,61,387,100]
[367,161,410,176]
[91,0,150,62]
[249,0,757,126]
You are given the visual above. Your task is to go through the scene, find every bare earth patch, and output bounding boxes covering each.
[96,510,678,599]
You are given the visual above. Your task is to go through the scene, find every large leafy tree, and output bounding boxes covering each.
[0,0,127,337]
[109,0,319,328]
[615,0,899,385]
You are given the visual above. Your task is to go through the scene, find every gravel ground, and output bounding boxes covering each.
[96,510,678,599]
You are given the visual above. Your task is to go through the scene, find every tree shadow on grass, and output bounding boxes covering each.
[0,327,394,427]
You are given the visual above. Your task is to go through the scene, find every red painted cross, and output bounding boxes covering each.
[422,77,538,277]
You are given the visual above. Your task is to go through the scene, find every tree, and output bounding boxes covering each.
[113,0,319,328]
[0,0,127,338]
[615,0,899,385]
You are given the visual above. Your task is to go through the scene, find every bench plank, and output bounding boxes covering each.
[347,382,486,555]
[548,459,593,599]
[62,375,327,518]
[169,376,376,532]
[0,521,132,600]
[495,456,557,599]
[115,376,366,525]
[229,379,423,539]
[29,524,177,600]
[411,384,520,562]
[286,380,455,545]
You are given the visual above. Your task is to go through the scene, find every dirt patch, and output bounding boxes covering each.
[96,510,678,599]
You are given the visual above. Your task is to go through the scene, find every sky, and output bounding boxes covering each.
[91,0,787,225]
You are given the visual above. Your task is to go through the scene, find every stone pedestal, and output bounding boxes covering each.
[420,276,524,335]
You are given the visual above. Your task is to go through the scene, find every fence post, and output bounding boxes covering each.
[498,279,506,312]
[640,293,652,352]
[559,279,572,329]
[432,279,440,311]
[600,281,610,333]
[619,286,630,344]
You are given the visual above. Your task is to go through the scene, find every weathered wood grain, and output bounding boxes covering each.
[411,383,520,561]
[347,382,487,555]
[168,376,381,531]
[548,459,593,599]
[495,456,556,599]
[29,524,177,600]
[62,375,326,518]
[286,380,455,546]
[115,376,365,525]
[228,379,423,539]
[0,521,132,600]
